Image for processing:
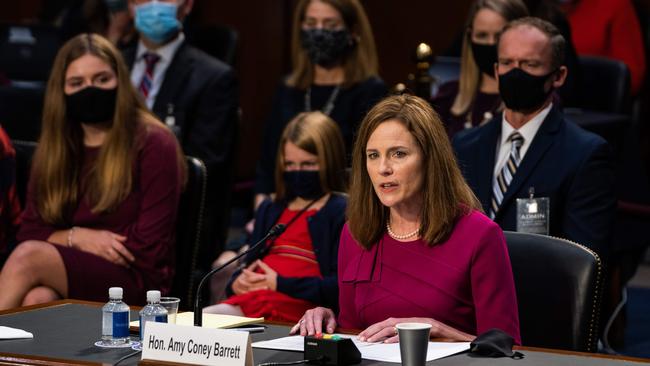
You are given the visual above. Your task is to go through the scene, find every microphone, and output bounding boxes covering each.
[193,223,286,326]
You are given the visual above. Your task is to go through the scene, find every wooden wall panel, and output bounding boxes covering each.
[193,0,472,181]
[2,0,472,181]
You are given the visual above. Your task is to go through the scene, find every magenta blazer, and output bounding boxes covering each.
[338,210,521,344]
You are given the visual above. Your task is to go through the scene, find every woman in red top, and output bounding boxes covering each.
[561,0,646,95]
[204,111,348,322]
[0,34,185,309]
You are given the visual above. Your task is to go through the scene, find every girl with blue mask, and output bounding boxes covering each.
[133,0,183,45]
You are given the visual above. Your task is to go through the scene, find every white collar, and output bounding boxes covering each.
[135,32,185,63]
[500,103,553,146]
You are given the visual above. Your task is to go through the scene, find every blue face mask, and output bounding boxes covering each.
[134,1,181,45]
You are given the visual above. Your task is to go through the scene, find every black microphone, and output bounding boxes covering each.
[193,223,286,326]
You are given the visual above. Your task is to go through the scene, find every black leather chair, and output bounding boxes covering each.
[170,156,209,310]
[428,56,460,96]
[0,24,61,82]
[504,231,604,352]
[0,84,45,142]
[564,56,631,151]
[186,24,239,66]
[10,139,37,207]
[575,56,631,114]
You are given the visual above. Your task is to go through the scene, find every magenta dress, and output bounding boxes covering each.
[338,210,521,343]
[16,125,182,305]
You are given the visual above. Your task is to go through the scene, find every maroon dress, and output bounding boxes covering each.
[16,125,182,305]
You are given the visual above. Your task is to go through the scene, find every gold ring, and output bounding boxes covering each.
[394,326,398,335]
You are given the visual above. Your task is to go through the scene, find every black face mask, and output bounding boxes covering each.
[498,68,556,112]
[283,171,324,200]
[300,29,354,68]
[471,42,497,77]
[65,86,117,125]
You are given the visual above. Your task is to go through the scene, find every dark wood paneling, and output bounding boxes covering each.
[2,1,473,182]
[192,1,472,181]
[363,0,471,87]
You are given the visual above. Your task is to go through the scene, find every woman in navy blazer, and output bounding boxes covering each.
[204,111,347,322]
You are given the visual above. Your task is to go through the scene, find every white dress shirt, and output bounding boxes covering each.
[493,103,552,177]
[130,33,185,110]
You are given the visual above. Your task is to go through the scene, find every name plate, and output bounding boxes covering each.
[141,322,253,366]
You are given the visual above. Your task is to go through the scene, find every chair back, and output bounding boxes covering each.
[504,231,603,352]
[171,156,208,310]
[186,25,239,66]
[428,56,460,96]
[0,24,61,82]
[576,56,630,114]
[0,84,45,142]
[10,139,37,207]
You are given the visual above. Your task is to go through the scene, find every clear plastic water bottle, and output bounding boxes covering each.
[139,290,168,339]
[101,287,130,346]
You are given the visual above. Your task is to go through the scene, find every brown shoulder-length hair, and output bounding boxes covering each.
[286,0,379,89]
[452,0,528,117]
[348,94,481,249]
[33,33,184,225]
[274,111,347,202]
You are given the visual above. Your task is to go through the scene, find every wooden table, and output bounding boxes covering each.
[0,300,648,365]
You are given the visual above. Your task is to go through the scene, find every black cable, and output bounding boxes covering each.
[257,356,325,366]
[113,349,141,366]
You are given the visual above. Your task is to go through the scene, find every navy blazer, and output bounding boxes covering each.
[452,106,616,259]
[226,193,347,311]
[123,41,239,175]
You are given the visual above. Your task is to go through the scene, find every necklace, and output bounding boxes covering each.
[386,221,420,240]
[304,85,341,116]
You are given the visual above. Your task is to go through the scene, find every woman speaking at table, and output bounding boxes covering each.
[291,94,520,343]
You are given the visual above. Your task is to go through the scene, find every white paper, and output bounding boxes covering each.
[0,326,33,339]
[252,335,470,363]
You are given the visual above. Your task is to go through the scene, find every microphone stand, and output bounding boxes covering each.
[193,224,286,326]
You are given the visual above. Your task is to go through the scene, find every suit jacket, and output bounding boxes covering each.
[124,41,239,252]
[123,41,239,176]
[452,106,616,258]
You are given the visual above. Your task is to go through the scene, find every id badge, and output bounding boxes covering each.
[516,196,549,235]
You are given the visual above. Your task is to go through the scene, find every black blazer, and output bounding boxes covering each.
[226,193,347,311]
[452,106,616,259]
[123,41,239,175]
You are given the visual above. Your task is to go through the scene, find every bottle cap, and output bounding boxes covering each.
[109,287,123,299]
[146,290,161,302]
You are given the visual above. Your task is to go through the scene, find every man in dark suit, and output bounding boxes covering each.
[453,17,615,259]
[124,0,239,256]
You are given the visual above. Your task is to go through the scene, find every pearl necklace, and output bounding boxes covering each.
[386,221,420,240]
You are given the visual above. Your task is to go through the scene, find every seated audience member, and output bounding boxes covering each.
[432,0,528,138]
[560,0,646,95]
[0,34,185,309]
[255,0,387,208]
[453,17,616,258]
[56,0,137,48]
[204,111,347,322]
[124,0,239,249]
[0,125,21,264]
[292,95,520,343]
[523,0,581,107]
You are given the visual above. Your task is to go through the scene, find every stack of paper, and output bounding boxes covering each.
[252,334,470,363]
[0,326,33,339]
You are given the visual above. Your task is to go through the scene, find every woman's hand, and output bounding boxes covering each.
[289,307,337,336]
[231,260,277,295]
[71,227,134,267]
[358,317,475,343]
